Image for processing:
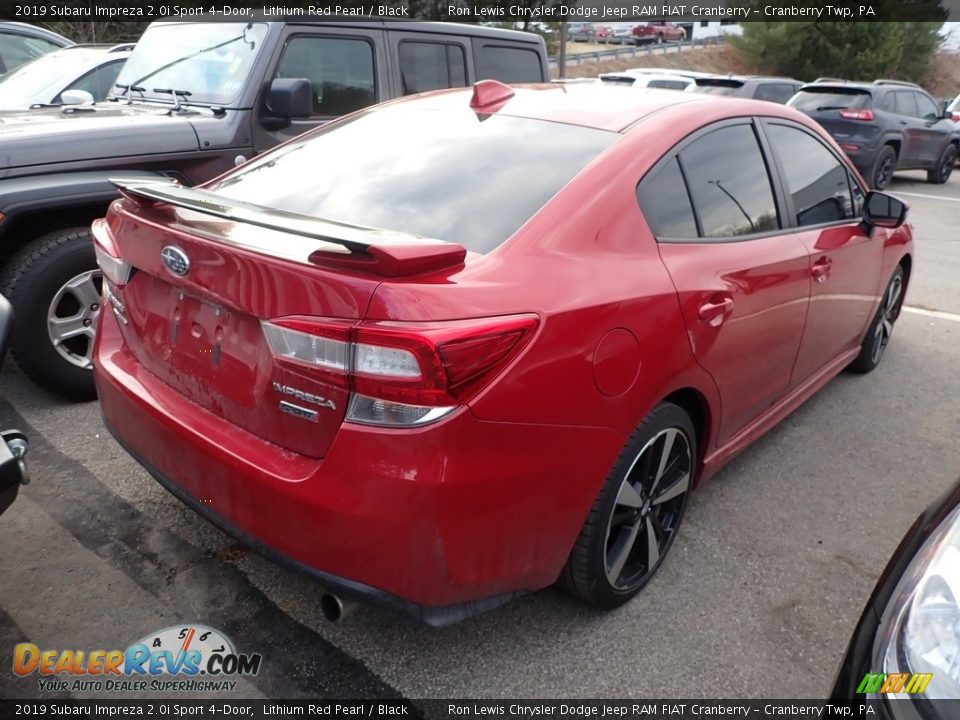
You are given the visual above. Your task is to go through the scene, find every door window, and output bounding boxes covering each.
[274,35,376,117]
[914,92,941,121]
[766,124,854,226]
[0,33,62,75]
[398,41,466,95]
[678,124,780,238]
[60,59,126,102]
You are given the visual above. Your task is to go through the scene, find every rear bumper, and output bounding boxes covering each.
[94,310,624,624]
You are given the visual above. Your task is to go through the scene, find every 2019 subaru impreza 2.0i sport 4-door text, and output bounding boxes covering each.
[93,81,914,626]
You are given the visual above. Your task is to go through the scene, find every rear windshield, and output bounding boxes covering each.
[600,75,636,85]
[692,79,744,96]
[211,106,615,254]
[789,88,871,112]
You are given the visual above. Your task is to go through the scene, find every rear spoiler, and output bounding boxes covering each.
[109,178,467,278]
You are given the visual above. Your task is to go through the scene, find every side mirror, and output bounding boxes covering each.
[266,78,312,119]
[60,89,95,106]
[863,190,908,230]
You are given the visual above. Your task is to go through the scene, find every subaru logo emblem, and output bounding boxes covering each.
[160,246,190,276]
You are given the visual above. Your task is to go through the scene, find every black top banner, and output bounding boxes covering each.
[4,699,960,719]
[3,699,960,719]
[0,0,957,22]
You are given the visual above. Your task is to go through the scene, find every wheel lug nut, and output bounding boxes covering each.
[91,304,99,311]
[83,319,92,326]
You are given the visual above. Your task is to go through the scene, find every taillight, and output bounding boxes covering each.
[91,218,133,286]
[839,109,874,121]
[261,314,539,427]
[952,113,960,123]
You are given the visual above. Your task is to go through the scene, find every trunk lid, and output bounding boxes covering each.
[102,181,466,459]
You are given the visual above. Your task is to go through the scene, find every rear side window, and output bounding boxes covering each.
[212,107,614,254]
[766,124,853,226]
[637,158,698,238]
[894,91,918,118]
[753,83,797,104]
[274,36,376,117]
[789,89,871,112]
[648,79,688,91]
[692,80,743,96]
[679,124,779,238]
[476,45,543,83]
[398,41,466,95]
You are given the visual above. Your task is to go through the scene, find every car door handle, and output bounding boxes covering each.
[812,257,833,283]
[698,295,734,325]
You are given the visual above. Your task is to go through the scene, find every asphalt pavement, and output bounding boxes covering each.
[0,171,957,701]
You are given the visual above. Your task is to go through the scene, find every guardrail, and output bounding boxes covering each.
[548,35,726,68]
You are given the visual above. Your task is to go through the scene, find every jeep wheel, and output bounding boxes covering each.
[926,144,957,185]
[0,228,100,400]
[871,146,897,190]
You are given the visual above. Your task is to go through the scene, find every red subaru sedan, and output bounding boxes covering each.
[93,81,913,626]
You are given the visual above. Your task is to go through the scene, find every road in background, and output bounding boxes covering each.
[0,172,957,700]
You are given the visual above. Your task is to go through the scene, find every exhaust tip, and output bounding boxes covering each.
[320,592,355,623]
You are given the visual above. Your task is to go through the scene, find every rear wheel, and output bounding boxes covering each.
[871,145,897,190]
[849,266,904,374]
[926,144,957,184]
[561,402,695,608]
[0,228,100,400]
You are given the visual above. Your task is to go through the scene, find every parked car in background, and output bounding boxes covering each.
[832,476,960,708]
[0,44,132,110]
[789,79,959,189]
[592,24,614,43]
[688,75,801,104]
[94,81,912,625]
[599,72,693,91]
[0,20,549,400]
[0,22,72,78]
[633,22,686,45]
[946,93,960,123]
[0,293,29,518]
[567,23,596,42]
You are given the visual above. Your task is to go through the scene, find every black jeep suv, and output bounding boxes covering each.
[0,20,547,400]
[789,79,959,190]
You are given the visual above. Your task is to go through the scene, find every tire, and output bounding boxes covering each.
[561,402,696,608]
[0,228,101,400]
[926,144,957,184]
[849,265,905,374]
[871,145,897,190]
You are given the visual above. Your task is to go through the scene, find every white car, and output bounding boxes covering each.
[0,43,132,110]
[947,94,959,123]
[599,72,695,91]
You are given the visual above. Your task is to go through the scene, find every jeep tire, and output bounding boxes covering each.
[1,228,101,400]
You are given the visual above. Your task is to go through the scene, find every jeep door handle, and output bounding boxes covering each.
[812,257,833,283]
[698,295,734,325]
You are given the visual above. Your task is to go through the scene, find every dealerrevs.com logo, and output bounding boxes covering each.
[13,625,262,693]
